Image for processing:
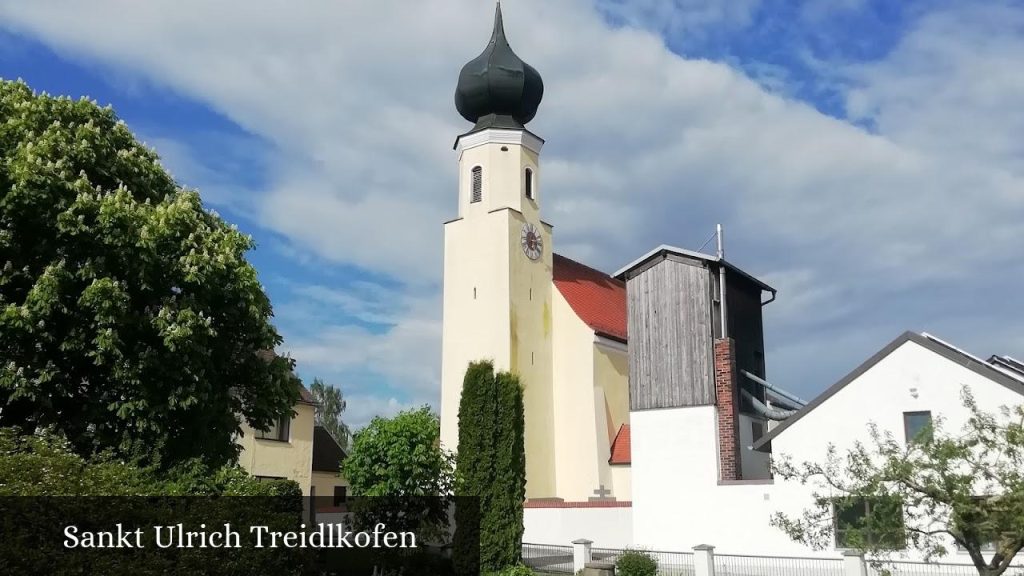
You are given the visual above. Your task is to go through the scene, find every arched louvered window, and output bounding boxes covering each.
[471,166,483,203]
[525,168,534,200]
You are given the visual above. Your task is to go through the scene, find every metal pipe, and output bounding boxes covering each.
[741,389,798,421]
[740,370,807,407]
[717,224,728,338]
[761,288,777,307]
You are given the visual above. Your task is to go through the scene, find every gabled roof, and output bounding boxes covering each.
[312,426,348,473]
[752,331,1024,452]
[989,355,1024,382]
[613,244,775,294]
[609,424,631,465]
[553,253,627,342]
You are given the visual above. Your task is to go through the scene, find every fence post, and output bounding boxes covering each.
[572,539,593,573]
[843,550,868,576]
[694,544,716,576]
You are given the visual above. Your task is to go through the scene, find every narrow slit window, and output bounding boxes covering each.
[471,166,483,203]
[525,168,534,200]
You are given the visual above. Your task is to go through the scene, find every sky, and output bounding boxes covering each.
[0,0,1021,429]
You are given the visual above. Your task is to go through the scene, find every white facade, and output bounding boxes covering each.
[536,333,1024,562]
[524,506,633,549]
[631,333,1024,559]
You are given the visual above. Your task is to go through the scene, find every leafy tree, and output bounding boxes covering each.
[310,377,351,449]
[342,406,455,535]
[0,79,298,469]
[455,361,526,572]
[771,389,1024,576]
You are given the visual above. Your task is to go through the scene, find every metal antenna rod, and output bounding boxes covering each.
[717,224,728,338]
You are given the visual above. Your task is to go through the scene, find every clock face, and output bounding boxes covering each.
[521,222,543,261]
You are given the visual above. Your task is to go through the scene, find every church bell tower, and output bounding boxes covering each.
[440,2,557,498]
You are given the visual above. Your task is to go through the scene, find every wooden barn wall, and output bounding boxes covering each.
[627,257,715,410]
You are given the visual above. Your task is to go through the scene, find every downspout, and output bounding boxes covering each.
[761,288,777,306]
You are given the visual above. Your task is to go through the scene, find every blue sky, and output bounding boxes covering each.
[1,0,1021,428]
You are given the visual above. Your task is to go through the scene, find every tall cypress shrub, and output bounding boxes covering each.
[492,371,526,566]
[453,361,496,575]
[453,361,526,573]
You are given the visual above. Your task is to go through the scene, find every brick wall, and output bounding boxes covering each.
[715,338,741,481]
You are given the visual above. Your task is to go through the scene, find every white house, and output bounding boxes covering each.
[630,329,1024,559]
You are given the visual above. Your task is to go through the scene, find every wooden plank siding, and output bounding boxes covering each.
[627,256,716,410]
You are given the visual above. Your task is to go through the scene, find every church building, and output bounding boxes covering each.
[439,3,778,505]
[439,4,1024,561]
[439,3,632,504]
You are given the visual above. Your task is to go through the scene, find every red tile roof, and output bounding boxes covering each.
[608,424,631,465]
[553,253,627,342]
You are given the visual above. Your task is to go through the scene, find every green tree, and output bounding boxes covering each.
[310,377,351,449]
[342,406,454,535]
[455,361,526,572]
[771,389,1024,576]
[0,80,298,469]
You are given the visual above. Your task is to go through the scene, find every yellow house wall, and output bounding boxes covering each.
[237,402,315,495]
[311,470,349,498]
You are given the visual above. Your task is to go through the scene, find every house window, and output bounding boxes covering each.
[471,166,482,203]
[255,475,286,482]
[525,168,534,200]
[903,411,933,444]
[256,416,290,442]
[333,486,348,507]
[834,496,906,550]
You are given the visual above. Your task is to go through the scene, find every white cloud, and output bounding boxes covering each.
[2,0,1022,420]
[594,0,762,40]
[843,2,1024,176]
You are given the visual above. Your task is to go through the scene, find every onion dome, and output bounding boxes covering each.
[454,2,544,130]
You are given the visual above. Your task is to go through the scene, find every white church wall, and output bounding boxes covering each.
[630,338,1024,561]
[610,464,631,500]
[524,506,634,549]
[440,209,514,453]
[551,288,604,501]
[594,340,631,497]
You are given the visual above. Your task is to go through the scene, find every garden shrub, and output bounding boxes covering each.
[486,564,535,576]
[616,548,659,576]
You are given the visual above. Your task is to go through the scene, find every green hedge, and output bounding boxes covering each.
[454,361,526,573]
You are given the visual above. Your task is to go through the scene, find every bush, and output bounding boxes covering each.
[486,564,535,576]
[616,549,658,576]
[0,427,302,496]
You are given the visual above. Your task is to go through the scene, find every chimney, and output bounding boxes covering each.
[715,337,741,481]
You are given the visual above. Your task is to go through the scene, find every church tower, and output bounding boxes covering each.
[440,3,557,498]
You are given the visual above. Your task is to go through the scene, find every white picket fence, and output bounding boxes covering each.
[522,542,1024,576]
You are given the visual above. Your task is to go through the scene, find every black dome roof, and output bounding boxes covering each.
[454,3,544,129]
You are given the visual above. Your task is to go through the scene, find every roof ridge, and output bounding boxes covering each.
[553,252,622,285]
